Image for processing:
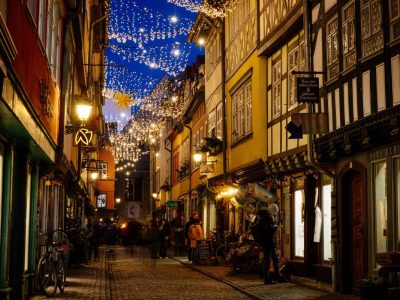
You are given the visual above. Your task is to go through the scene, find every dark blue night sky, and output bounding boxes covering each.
[105,0,204,104]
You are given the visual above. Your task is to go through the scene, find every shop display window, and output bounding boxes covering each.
[0,145,3,237]
[395,158,400,246]
[24,164,31,271]
[322,183,332,261]
[294,189,305,257]
[373,161,387,253]
[97,194,107,208]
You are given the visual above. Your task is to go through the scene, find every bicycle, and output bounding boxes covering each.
[37,229,69,297]
[215,231,236,266]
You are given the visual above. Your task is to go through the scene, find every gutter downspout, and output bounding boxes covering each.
[220,17,228,180]
[88,15,107,87]
[303,0,337,291]
[183,123,193,210]
[164,138,173,202]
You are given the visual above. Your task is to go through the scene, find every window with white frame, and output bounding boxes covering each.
[205,35,221,77]
[326,16,339,80]
[342,1,356,70]
[272,60,281,119]
[207,103,223,140]
[98,162,108,179]
[44,0,62,84]
[179,138,189,167]
[288,37,305,109]
[228,0,250,41]
[38,0,47,45]
[390,0,400,41]
[27,0,38,23]
[232,81,252,143]
[361,0,383,58]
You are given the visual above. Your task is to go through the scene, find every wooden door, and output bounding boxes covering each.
[350,173,365,292]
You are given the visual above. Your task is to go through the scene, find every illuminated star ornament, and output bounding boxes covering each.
[113,91,134,109]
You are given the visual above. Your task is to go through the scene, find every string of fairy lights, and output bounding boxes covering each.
[105,0,240,165]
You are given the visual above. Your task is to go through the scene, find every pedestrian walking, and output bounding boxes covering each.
[184,216,195,261]
[158,219,170,258]
[171,217,184,255]
[149,218,159,259]
[88,219,102,261]
[251,209,281,284]
[188,213,203,263]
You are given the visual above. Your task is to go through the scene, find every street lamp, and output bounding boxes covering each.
[76,101,92,124]
[90,171,98,181]
[193,152,203,163]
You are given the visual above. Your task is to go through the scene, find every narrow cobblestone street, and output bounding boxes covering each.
[30,246,360,300]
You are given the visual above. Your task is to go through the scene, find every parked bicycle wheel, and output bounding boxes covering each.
[37,254,57,297]
[215,244,231,266]
[57,253,66,293]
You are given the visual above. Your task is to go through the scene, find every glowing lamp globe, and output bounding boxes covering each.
[193,152,203,163]
[76,103,92,122]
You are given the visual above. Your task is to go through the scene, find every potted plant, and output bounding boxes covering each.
[359,273,387,300]
[199,137,223,155]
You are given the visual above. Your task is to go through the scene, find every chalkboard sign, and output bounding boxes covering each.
[196,240,212,264]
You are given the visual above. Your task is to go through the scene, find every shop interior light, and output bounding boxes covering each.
[152,193,158,199]
[116,198,121,203]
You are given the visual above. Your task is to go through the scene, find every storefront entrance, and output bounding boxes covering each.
[340,164,366,293]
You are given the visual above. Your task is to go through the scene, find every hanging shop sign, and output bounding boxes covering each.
[297,77,319,103]
[248,183,275,203]
[74,128,93,146]
[200,163,214,176]
[166,200,176,208]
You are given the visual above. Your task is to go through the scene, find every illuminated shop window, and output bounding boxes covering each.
[294,189,305,257]
[322,182,332,261]
[97,194,107,208]
[0,145,3,250]
[373,161,387,253]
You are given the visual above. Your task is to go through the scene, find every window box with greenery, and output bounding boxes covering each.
[199,137,223,156]
[177,161,190,181]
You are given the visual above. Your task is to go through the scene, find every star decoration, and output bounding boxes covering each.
[113,91,134,109]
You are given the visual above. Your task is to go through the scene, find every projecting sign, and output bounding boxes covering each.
[74,128,93,146]
[291,113,328,134]
[297,77,319,103]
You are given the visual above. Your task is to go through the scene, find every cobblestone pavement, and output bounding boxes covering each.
[30,245,360,300]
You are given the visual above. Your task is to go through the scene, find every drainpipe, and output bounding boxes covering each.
[164,138,173,202]
[183,123,193,210]
[303,0,337,291]
[88,15,107,87]
[220,17,228,180]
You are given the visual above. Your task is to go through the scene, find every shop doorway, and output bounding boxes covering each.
[340,165,366,293]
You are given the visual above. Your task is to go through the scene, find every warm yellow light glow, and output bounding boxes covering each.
[126,171,130,176]
[90,172,98,180]
[170,15,178,23]
[152,193,158,199]
[76,103,92,121]
[171,96,178,102]
[216,188,238,199]
[111,217,114,222]
[121,223,127,229]
[197,38,205,46]
[99,218,103,222]
[116,198,121,203]
[193,152,203,163]
[155,152,159,157]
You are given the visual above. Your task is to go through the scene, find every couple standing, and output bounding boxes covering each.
[184,212,203,264]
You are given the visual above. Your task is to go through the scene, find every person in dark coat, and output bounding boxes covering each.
[88,219,102,261]
[171,217,184,255]
[158,219,171,258]
[150,218,159,259]
[256,209,281,284]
